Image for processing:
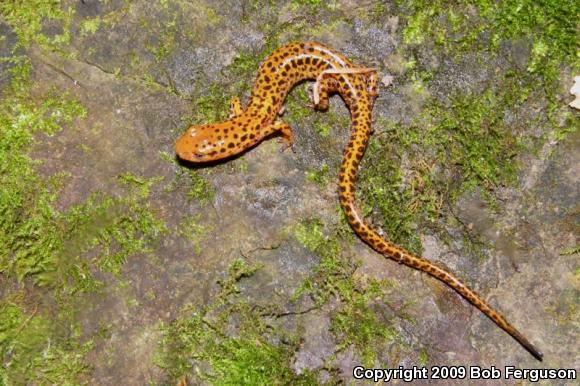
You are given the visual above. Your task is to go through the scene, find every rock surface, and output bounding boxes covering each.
[1,1,578,385]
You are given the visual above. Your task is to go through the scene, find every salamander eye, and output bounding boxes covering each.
[189,125,201,138]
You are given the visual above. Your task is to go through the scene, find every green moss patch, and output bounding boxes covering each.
[156,258,317,385]
[0,301,92,385]
[0,1,73,49]
[293,219,398,367]
[0,5,169,383]
[358,0,578,258]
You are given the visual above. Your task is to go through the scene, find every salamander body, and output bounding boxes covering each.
[175,42,542,360]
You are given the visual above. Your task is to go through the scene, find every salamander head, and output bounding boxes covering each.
[175,122,235,162]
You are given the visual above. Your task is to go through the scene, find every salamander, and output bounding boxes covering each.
[175,41,543,360]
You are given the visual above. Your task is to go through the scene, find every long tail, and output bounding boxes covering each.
[338,103,543,361]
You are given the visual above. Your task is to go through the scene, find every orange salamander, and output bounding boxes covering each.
[175,41,543,360]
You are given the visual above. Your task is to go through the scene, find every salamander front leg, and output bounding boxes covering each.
[264,121,295,153]
[229,97,244,118]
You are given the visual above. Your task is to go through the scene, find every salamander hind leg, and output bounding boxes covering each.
[309,76,340,111]
[229,97,244,118]
[311,67,376,110]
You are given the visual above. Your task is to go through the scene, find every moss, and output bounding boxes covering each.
[5,171,167,288]
[0,302,92,385]
[0,73,88,285]
[0,16,169,381]
[190,83,231,124]
[162,151,217,206]
[65,175,167,277]
[227,35,281,95]
[284,84,313,126]
[0,0,73,49]
[217,258,265,300]
[156,259,317,385]
[396,0,578,130]
[306,163,330,186]
[149,19,177,63]
[358,134,426,255]
[293,219,398,365]
[186,170,216,205]
[292,0,324,6]
[431,89,523,193]
[118,172,164,199]
[79,16,101,36]
[157,310,317,385]
[545,288,579,325]
[360,0,578,254]
[418,349,429,365]
[331,279,397,367]
[560,246,580,256]
[360,81,533,257]
[294,218,331,254]
[178,215,212,255]
[398,0,578,60]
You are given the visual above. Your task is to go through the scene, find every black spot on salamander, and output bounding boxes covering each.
[241,134,248,141]
[304,57,311,65]
[264,75,271,83]
[227,143,235,148]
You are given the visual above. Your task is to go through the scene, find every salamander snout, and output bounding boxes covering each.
[175,123,232,163]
